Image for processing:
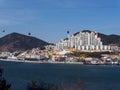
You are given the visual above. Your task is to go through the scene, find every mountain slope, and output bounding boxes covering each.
[0,33,49,52]
[98,33,120,45]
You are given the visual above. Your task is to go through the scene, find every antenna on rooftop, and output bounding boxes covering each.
[67,30,70,38]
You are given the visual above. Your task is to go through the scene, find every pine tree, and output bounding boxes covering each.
[0,68,11,90]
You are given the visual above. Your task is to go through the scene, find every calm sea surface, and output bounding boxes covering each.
[0,61,120,90]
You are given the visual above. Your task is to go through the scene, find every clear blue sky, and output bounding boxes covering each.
[0,0,119,43]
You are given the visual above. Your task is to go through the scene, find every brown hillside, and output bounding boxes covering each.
[0,33,49,52]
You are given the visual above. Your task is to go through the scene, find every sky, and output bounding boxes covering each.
[0,0,119,43]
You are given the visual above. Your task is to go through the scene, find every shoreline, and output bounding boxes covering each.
[0,59,84,65]
[0,59,119,65]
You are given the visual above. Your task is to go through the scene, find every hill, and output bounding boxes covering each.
[0,33,49,52]
[98,33,120,45]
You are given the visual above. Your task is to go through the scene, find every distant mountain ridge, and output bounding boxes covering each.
[0,32,49,52]
[0,31,120,52]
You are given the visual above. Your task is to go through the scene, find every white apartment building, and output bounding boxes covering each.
[56,31,111,51]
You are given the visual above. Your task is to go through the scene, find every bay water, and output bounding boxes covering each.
[0,61,120,90]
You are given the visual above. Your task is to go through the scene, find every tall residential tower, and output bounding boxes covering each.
[56,30,111,51]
